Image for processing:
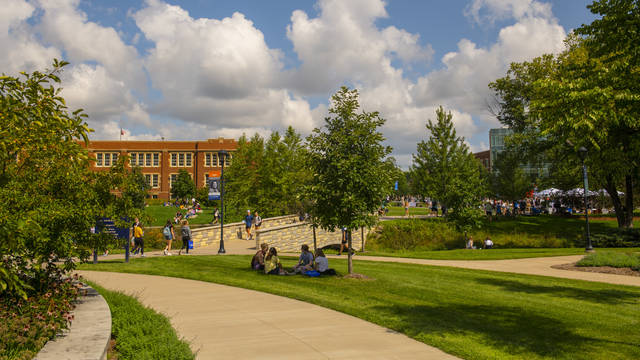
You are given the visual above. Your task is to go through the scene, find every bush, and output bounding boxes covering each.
[0,275,80,359]
[577,251,640,270]
[367,219,461,251]
[590,228,640,248]
[88,282,194,360]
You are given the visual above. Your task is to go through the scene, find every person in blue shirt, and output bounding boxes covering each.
[244,210,254,240]
[293,244,314,273]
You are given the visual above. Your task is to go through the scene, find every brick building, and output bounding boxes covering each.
[473,150,491,172]
[84,138,237,199]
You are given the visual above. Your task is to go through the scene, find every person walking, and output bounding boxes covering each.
[178,219,192,255]
[211,206,220,224]
[253,211,262,231]
[162,219,175,256]
[244,210,254,240]
[131,218,145,257]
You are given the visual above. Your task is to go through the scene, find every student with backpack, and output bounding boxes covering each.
[178,220,192,255]
[162,219,175,256]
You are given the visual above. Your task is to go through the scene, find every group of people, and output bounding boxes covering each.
[465,236,493,250]
[162,218,193,256]
[242,210,263,240]
[251,243,336,276]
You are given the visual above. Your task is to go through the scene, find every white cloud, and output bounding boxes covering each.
[132,0,315,133]
[464,0,553,24]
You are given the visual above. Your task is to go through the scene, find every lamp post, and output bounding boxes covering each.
[578,147,593,251]
[218,150,228,254]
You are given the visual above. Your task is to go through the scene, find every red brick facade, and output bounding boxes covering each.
[84,138,237,199]
[474,150,491,172]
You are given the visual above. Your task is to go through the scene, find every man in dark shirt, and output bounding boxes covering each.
[244,210,254,240]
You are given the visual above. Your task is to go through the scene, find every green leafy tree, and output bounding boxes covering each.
[0,60,98,298]
[306,86,393,273]
[490,0,640,227]
[412,106,487,232]
[171,169,196,202]
[491,149,533,205]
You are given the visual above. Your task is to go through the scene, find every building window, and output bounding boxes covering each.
[170,152,193,167]
[204,152,221,167]
[130,152,160,167]
[144,174,159,189]
[95,152,118,167]
[170,173,178,188]
[224,152,232,166]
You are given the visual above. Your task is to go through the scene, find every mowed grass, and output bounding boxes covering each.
[87,281,194,360]
[362,248,590,260]
[385,206,431,216]
[79,256,640,360]
[144,205,215,226]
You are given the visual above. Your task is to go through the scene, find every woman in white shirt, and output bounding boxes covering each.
[314,249,329,273]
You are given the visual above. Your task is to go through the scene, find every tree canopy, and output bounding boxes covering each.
[412,106,487,232]
[306,86,393,273]
[171,169,196,202]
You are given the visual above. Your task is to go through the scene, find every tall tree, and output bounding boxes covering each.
[171,169,196,202]
[0,60,97,298]
[412,106,487,232]
[306,86,393,274]
[491,149,533,205]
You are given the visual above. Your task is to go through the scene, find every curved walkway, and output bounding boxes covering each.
[78,271,459,360]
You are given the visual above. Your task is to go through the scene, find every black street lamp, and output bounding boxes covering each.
[218,150,228,254]
[578,147,593,251]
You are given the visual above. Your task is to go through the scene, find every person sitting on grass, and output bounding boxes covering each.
[251,243,269,271]
[484,237,494,249]
[466,236,475,250]
[293,244,314,274]
[264,247,285,275]
[313,249,337,275]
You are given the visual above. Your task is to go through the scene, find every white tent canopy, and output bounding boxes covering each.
[597,189,625,197]
[534,188,562,197]
[564,188,598,197]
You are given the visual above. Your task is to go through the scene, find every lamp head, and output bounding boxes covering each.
[578,147,587,161]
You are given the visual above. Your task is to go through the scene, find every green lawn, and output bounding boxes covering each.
[385,206,431,216]
[78,256,640,360]
[577,251,640,270]
[144,205,216,226]
[359,248,595,260]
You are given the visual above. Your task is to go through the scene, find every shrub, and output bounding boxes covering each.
[577,251,640,270]
[367,219,461,251]
[0,275,80,360]
[590,228,640,248]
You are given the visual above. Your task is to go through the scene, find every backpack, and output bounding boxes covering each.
[163,226,171,237]
[181,226,190,238]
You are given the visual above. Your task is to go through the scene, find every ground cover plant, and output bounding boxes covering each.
[577,251,640,271]
[79,256,640,360]
[86,282,194,360]
[0,276,79,360]
[366,216,640,254]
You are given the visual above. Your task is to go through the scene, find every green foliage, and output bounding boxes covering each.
[0,60,99,298]
[367,219,460,251]
[412,106,487,232]
[224,127,310,220]
[80,256,640,360]
[490,0,640,228]
[170,169,195,202]
[491,149,533,201]
[89,282,194,360]
[0,277,80,359]
[591,228,640,248]
[577,251,640,270]
[306,86,393,232]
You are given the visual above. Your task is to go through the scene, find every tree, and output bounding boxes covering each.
[412,106,487,232]
[171,169,196,202]
[490,0,640,227]
[306,86,393,274]
[0,60,97,298]
[491,149,533,205]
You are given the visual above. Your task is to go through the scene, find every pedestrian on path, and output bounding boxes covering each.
[131,218,145,257]
[162,219,174,256]
[253,211,262,231]
[179,220,192,255]
[244,210,254,240]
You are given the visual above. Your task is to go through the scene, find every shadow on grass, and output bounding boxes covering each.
[473,277,640,305]
[378,303,604,358]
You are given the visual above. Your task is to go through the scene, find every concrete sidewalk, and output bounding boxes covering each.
[79,271,459,360]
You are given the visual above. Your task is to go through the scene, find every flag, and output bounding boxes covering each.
[120,128,125,136]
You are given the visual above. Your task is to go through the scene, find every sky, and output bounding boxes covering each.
[2,0,597,168]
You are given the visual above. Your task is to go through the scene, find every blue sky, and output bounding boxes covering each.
[2,0,597,168]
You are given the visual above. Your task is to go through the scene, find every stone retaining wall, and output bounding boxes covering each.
[255,222,369,252]
[190,215,298,248]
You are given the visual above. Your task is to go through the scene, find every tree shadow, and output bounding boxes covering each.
[474,277,640,305]
[376,303,617,358]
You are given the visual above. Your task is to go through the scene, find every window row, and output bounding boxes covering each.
[204,152,232,167]
[170,152,193,167]
[131,152,160,167]
[95,152,119,167]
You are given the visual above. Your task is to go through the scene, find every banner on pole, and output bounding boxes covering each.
[208,170,221,200]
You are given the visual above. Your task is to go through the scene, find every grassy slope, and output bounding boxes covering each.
[87,281,194,360]
[79,256,640,360]
[144,205,215,226]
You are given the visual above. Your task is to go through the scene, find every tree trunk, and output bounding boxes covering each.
[347,230,353,274]
[361,227,365,252]
[605,176,633,228]
[312,226,317,252]
[624,175,634,228]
